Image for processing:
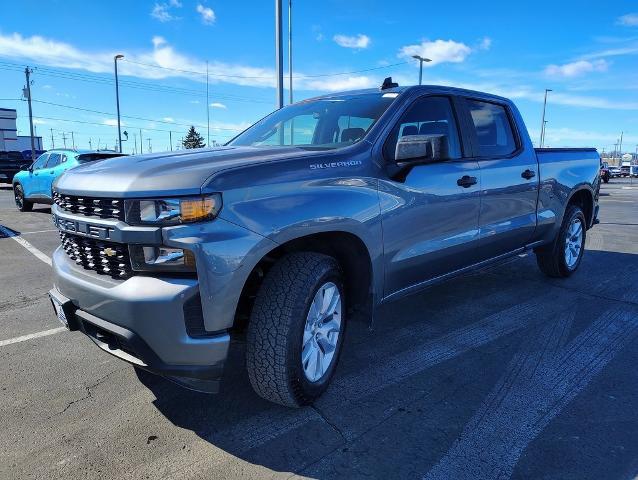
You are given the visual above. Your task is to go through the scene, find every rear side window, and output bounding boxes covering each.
[46,153,62,168]
[467,100,517,157]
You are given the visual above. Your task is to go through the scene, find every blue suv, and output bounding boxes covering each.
[13,149,124,212]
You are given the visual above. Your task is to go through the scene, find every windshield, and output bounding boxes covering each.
[228,93,398,150]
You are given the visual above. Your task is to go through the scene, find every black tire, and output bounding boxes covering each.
[246,252,345,407]
[13,183,33,212]
[535,204,586,278]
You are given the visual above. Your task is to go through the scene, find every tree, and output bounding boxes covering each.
[182,126,206,149]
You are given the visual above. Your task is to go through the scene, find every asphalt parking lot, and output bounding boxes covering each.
[0,180,637,480]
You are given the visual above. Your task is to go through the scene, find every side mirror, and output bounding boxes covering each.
[20,164,31,172]
[389,134,450,180]
[394,135,434,165]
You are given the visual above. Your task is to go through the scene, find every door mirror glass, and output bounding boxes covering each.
[395,134,449,164]
[395,135,433,163]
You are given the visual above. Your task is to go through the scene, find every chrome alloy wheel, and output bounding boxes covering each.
[301,281,342,382]
[564,217,583,269]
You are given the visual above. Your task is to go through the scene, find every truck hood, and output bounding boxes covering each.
[53,146,317,197]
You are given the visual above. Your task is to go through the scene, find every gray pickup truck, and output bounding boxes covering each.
[48,82,600,407]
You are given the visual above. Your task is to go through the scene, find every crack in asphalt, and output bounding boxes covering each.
[309,404,346,443]
[48,368,126,419]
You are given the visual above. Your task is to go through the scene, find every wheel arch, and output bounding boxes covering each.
[566,186,595,228]
[234,230,374,331]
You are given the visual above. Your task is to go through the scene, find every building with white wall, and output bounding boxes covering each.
[0,107,43,151]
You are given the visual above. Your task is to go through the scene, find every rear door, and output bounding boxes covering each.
[42,152,63,198]
[462,98,539,259]
[379,95,482,298]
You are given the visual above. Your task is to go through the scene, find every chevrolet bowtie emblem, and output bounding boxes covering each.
[103,248,117,257]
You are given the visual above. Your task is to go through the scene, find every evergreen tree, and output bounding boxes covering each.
[182,126,206,149]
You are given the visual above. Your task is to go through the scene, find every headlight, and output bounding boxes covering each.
[129,245,196,273]
[125,194,222,226]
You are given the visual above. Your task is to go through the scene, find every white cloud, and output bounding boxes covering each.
[33,119,47,125]
[151,2,181,22]
[196,4,216,24]
[103,119,124,126]
[478,37,492,50]
[162,117,175,122]
[545,59,609,78]
[618,13,638,26]
[333,34,370,49]
[209,102,226,109]
[303,75,375,92]
[398,39,473,66]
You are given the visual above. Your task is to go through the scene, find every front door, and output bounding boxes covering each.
[463,99,539,259]
[26,153,49,197]
[378,95,482,299]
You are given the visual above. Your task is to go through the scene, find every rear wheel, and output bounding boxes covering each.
[13,184,33,212]
[246,252,345,407]
[535,204,586,278]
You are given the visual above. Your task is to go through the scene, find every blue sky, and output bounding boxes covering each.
[1,0,637,154]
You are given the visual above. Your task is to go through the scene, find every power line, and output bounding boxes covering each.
[31,115,241,135]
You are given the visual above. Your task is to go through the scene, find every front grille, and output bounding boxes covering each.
[53,191,124,221]
[60,232,133,278]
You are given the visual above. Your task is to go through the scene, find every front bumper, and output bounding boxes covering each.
[52,247,230,380]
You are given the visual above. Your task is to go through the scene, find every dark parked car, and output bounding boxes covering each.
[0,150,30,184]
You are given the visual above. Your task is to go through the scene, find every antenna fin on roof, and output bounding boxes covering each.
[380,77,399,90]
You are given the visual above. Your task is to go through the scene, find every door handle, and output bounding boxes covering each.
[521,169,536,180]
[457,175,477,188]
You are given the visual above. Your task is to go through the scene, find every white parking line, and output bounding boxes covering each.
[0,224,52,266]
[0,327,66,347]
[20,229,58,235]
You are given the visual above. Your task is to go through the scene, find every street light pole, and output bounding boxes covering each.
[288,0,293,105]
[540,88,552,148]
[114,54,124,153]
[275,0,284,109]
[411,55,432,85]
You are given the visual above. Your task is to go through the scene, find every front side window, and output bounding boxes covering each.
[384,96,462,160]
[467,100,517,157]
[229,93,398,150]
[32,153,49,170]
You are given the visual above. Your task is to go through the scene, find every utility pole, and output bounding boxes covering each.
[70,131,75,149]
[50,128,55,149]
[61,132,67,148]
[147,138,152,153]
[139,128,143,154]
[169,131,173,151]
[275,0,284,109]
[133,133,137,154]
[619,131,624,158]
[89,138,92,149]
[23,67,36,161]
[206,61,210,147]
[114,54,124,153]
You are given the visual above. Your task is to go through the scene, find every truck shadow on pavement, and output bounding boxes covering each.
[135,250,638,479]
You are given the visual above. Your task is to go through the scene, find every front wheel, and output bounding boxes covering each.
[535,204,586,278]
[13,184,33,212]
[246,252,345,407]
